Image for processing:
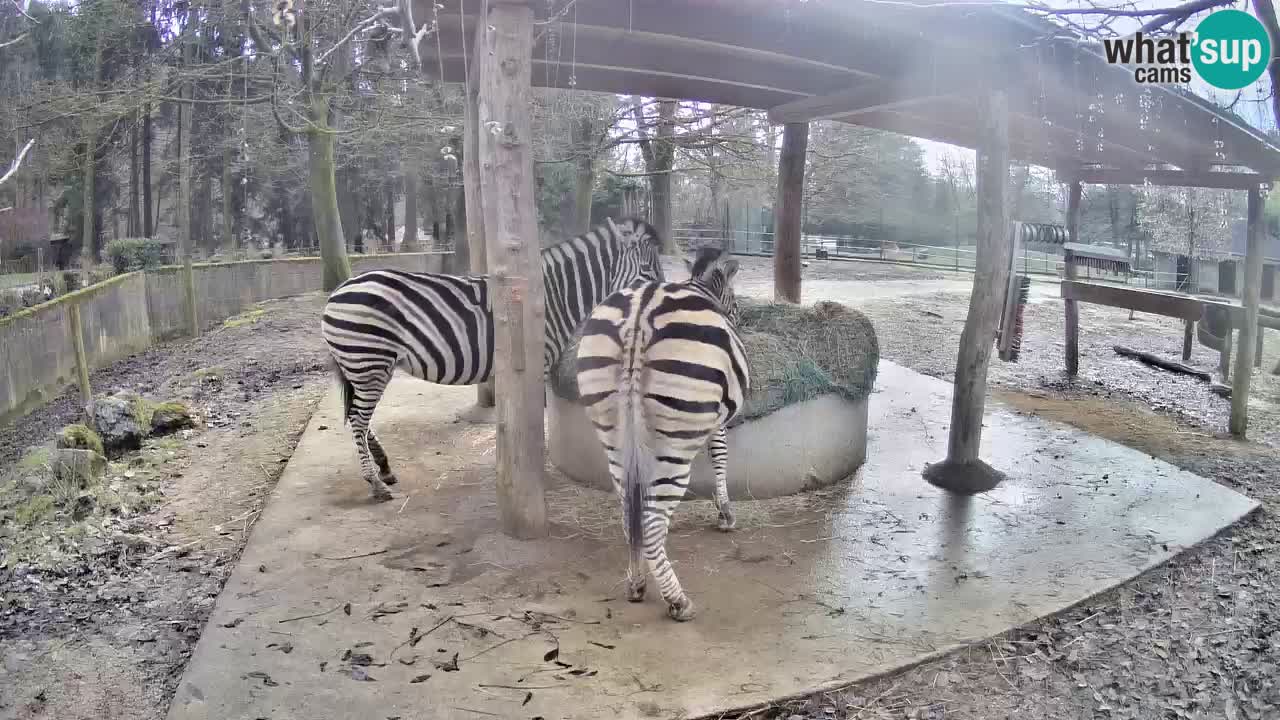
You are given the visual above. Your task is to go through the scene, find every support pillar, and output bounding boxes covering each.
[1064,180,1082,376]
[1230,186,1266,438]
[773,122,808,304]
[922,90,1012,494]
[476,0,548,538]
[463,12,495,414]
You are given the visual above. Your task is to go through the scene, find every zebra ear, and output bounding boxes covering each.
[721,257,740,281]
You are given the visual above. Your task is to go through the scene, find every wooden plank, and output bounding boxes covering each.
[946,90,1011,466]
[476,0,547,539]
[1064,182,1082,376]
[1071,168,1268,191]
[1060,281,1206,321]
[1230,187,1265,437]
[773,122,807,303]
[463,14,494,411]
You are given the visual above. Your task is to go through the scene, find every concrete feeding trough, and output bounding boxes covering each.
[547,299,880,500]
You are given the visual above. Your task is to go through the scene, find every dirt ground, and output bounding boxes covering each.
[0,294,332,720]
[2,257,1279,720]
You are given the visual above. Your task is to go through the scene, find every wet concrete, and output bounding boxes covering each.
[166,361,1258,720]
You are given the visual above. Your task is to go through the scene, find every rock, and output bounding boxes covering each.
[150,401,196,436]
[48,448,108,489]
[89,394,145,455]
[71,492,96,520]
[56,423,105,456]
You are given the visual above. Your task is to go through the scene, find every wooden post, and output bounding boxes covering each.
[1230,186,1266,437]
[1064,180,1082,376]
[464,15,495,411]
[69,302,92,408]
[922,90,1012,494]
[1255,329,1264,369]
[773,122,808,304]
[476,0,548,539]
[1182,319,1194,361]
[1220,326,1232,381]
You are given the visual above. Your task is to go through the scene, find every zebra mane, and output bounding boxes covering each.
[545,217,661,254]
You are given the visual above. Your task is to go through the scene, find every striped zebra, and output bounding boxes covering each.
[575,247,748,621]
[321,218,666,502]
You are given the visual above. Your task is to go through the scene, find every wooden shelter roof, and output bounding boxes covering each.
[423,0,1280,182]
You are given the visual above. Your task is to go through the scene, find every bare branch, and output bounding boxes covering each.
[316,5,400,66]
[0,139,35,187]
[0,31,29,50]
[1137,0,1234,31]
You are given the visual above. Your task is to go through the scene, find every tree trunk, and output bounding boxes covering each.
[773,122,808,304]
[384,180,395,253]
[142,105,154,238]
[571,117,594,234]
[402,162,419,252]
[223,141,235,249]
[198,163,214,253]
[651,100,677,253]
[80,127,97,269]
[476,0,547,538]
[922,89,1011,495]
[309,108,351,291]
[129,114,141,237]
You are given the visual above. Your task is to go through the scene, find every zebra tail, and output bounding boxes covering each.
[619,386,651,573]
[333,359,354,426]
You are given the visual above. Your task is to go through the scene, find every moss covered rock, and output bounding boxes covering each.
[57,423,106,456]
[150,401,195,435]
[88,394,145,456]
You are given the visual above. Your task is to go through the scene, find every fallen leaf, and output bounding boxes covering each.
[410,674,432,684]
[349,667,375,682]
[245,671,278,687]
[343,602,352,616]
[543,647,560,663]
[431,652,460,672]
[221,618,243,629]
[522,691,533,706]
[588,642,616,650]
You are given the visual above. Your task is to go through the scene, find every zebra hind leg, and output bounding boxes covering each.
[367,428,398,486]
[345,366,395,502]
[708,426,734,531]
[645,506,695,621]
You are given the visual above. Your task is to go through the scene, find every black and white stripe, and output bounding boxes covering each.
[575,247,748,621]
[321,217,666,501]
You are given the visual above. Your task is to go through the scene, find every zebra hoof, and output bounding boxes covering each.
[716,508,736,532]
[371,487,394,503]
[667,598,696,622]
[380,472,399,486]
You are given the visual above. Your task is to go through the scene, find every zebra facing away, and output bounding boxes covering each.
[575,247,748,621]
[321,218,666,502]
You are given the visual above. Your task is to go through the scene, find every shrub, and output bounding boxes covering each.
[105,238,166,273]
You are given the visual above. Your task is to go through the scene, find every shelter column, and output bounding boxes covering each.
[922,90,1012,494]
[1229,186,1266,437]
[1064,180,1082,375]
[477,0,548,538]
[773,122,808,303]
[464,11,496,412]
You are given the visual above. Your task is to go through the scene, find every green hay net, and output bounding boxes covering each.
[549,298,880,426]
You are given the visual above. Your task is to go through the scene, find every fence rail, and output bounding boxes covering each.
[675,226,1195,289]
[0,250,452,426]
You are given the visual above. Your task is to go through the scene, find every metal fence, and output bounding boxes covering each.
[674,226,1193,290]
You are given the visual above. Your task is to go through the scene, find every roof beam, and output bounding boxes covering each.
[1069,167,1269,190]
[768,80,952,124]
[767,58,987,124]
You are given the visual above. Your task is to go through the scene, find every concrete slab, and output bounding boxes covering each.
[166,361,1259,720]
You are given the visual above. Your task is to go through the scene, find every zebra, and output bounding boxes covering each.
[321,217,666,502]
[575,246,748,621]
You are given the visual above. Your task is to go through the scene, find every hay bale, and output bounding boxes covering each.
[548,297,879,424]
